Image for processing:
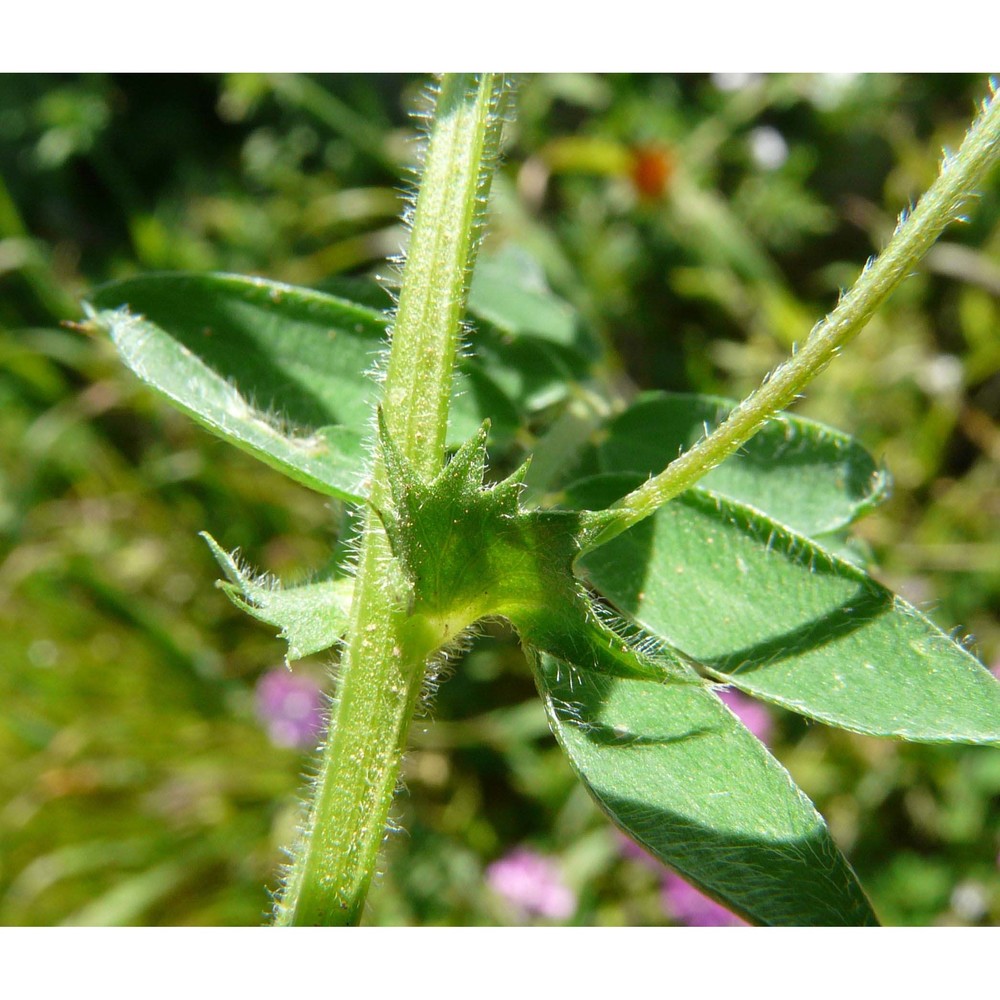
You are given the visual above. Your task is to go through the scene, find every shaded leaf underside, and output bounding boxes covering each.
[589,391,889,537]
[531,651,878,925]
[569,476,1000,745]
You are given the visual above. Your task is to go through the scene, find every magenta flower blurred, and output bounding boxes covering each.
[256,668,325,749]
[486,847,576,921]
[618,832,747,926]
[662,872,747,927]
[717,687,773,743]
[617,831,665,874]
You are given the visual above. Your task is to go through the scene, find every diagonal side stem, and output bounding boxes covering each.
[581,84,1000,552]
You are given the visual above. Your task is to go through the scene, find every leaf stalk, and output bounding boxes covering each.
[581,85,1000,552]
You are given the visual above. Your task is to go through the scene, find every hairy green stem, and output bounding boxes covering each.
[274,74,508,926]
[385,75,509,474]
[581,85,1000,552]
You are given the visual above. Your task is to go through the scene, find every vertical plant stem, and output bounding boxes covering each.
[275,74,508,926]
[581,85,1000,551]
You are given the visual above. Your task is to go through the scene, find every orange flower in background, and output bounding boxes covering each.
[630,144,675,199]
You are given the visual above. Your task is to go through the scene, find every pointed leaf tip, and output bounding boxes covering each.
[532,650,878,925]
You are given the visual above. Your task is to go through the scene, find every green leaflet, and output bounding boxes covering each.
[468,246,597,355]
[202,533,352,662]
[93,306,368,498]
[90,274,383,500]
[472,334,584,416]
[531,650,878,926]
[593,392,889,537]
[90,267,590,503]
[467,248,597,416]
[571,475,1000,745]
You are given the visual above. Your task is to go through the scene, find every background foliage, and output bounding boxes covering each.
[1,73,999,926]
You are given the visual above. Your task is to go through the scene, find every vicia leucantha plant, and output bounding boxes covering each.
[86,74,1000,926]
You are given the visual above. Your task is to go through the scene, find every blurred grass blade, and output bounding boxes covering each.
[531,649,878,926]
[59,860,188,926]
[203,532,352,662]
[571,476,1000,744]
[594,392,888,537]
[0,838,153,920]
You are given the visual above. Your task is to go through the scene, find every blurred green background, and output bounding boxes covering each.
[1,73,998,926]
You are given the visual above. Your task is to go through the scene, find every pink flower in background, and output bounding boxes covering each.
[717,687,773,743]
[256,669,325,749]
[617,831,665,874]
[618,833,747,926]
[614,689,768,925]
[662,872,747,927]
[486,847,577,921]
